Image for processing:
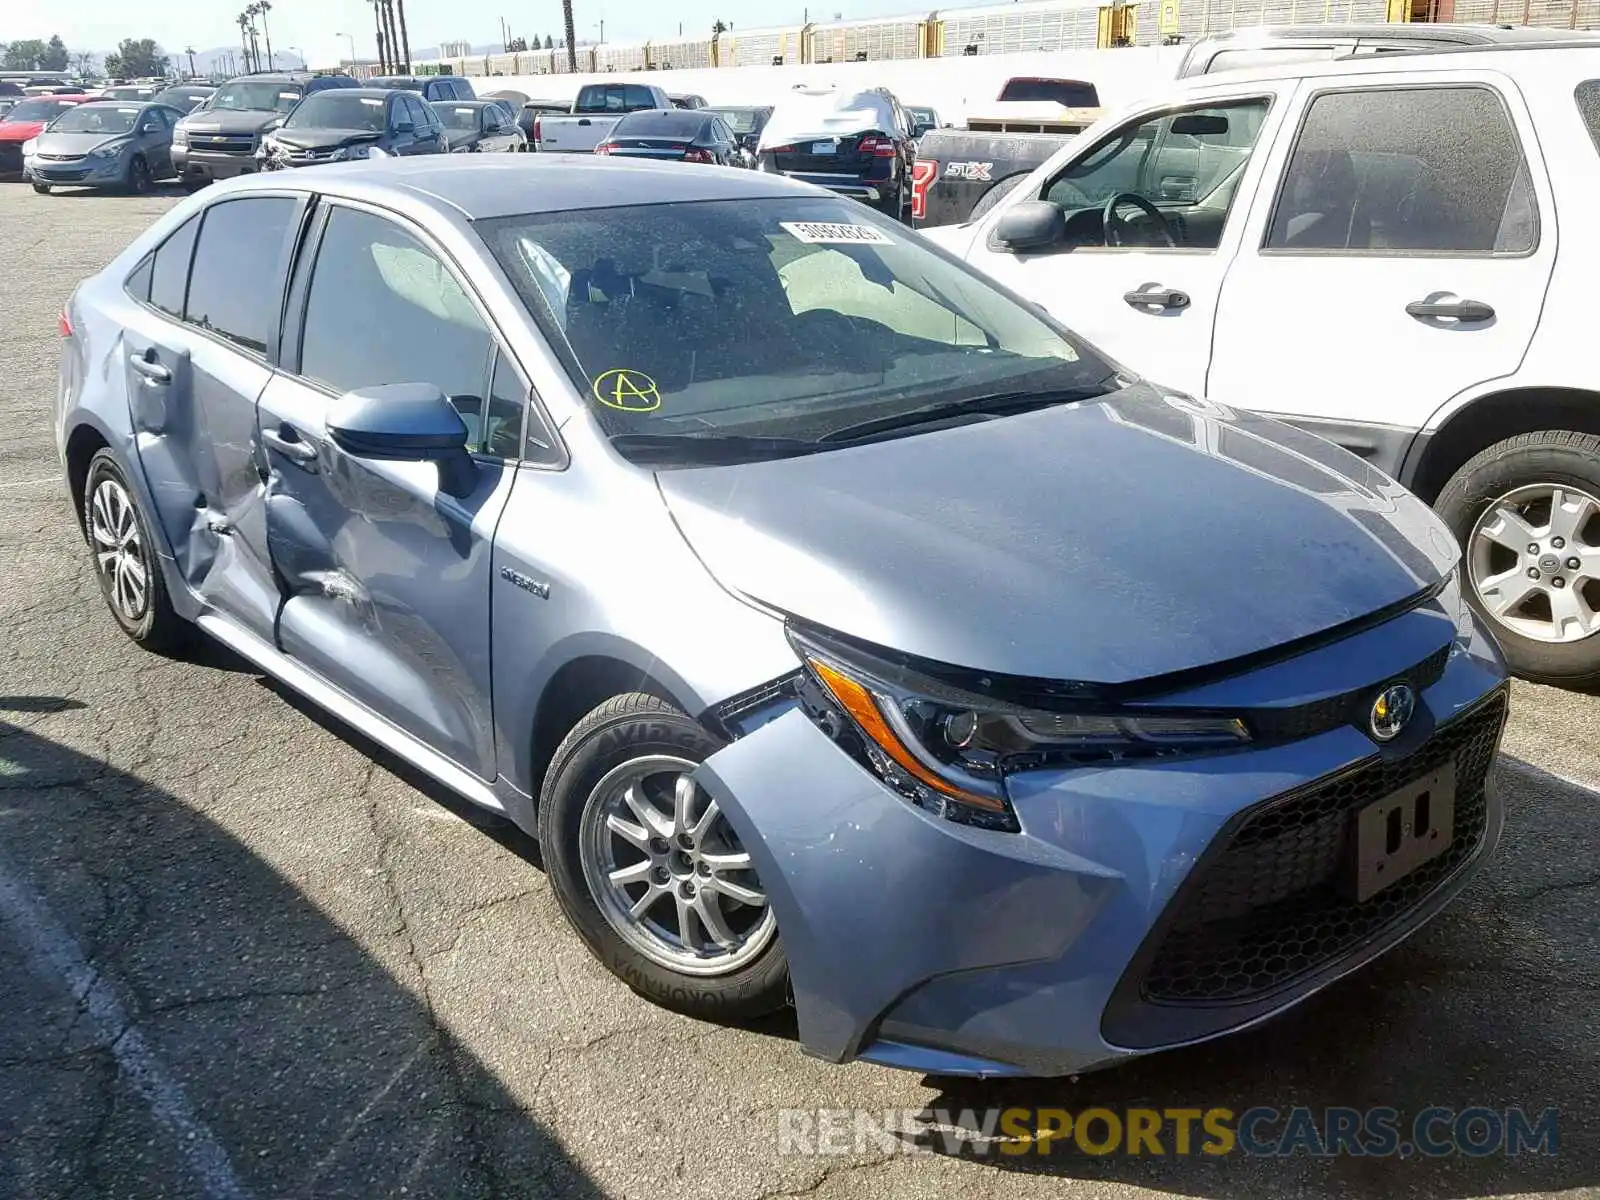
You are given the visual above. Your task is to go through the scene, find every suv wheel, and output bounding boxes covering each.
[1436,430,1600,686]
[83,450,188,653]
[538,692,788,1020]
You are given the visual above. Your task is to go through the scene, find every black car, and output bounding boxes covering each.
[430,100,526,153]
[756,87,917,219]
[593,108,740,165]
[153,85,216,114]
[258,88,448,169]
[369,75,476,103]
[705,105,772,157]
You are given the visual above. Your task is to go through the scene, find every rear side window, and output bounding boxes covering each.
[996,78,1099,106]
[185,197,299,354]
[1576,80,1600,154]
[1265,86,1535,254]
[149,215,199,318]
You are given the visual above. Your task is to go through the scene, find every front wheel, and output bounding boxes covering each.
[538,692,788,1020]
[31,181,51,195]
[1436,430,1600,687]
[125,155,151,194]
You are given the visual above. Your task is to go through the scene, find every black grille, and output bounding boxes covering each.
[1139,690,1505,1006]
[190,135,256,155]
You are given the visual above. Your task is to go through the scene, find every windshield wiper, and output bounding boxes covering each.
[609,432,825,464]
[818,382,1117,444]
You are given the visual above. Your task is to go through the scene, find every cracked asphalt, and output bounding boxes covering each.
[2,184,1598,1200]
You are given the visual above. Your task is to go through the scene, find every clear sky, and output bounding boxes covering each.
[4,0,931,66]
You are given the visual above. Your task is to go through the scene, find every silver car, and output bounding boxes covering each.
[25,100,180,194]
[56,157,1507,1079]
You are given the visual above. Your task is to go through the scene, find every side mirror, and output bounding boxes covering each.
[394,119,415,133]
[327,384,476,496]
[994,200,1066,253]
[912,122,933,139]
[140,122,160,134]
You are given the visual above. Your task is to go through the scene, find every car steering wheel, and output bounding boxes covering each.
[1102,192,1178,249]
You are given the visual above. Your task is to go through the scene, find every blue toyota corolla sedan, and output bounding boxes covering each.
[56,156,1508,1079]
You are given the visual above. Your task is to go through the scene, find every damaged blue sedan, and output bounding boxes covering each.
[56,155,1508,1078]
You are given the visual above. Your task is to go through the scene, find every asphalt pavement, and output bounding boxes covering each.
[0,183,1596,1200]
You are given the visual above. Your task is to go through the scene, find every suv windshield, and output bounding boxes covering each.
[286,92,386,131]
[49,105,140,134]
[479,196,1115,461]
[211,80,303,113]
[4,98,77,123]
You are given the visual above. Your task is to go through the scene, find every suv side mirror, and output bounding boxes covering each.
[327,384,476,496]
[994,200,1066,253]
[394,119,415,133]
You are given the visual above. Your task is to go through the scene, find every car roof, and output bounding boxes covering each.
[212,154,814,218]
[430,97,490,106]
[1174,39,1600,89]
[1190,21,1590,45]
[315,87,398,101]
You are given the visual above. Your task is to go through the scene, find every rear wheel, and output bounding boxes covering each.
[538,692,788,1020]
[83,451,188,653]
[125,155,151,195]
[1436,430,1600,687]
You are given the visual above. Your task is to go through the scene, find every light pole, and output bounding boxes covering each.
[336,31,357,70]
[288,46,304,68]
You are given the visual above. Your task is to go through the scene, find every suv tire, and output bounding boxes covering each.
[1436,430,1600,687]
[539,692,789,1020]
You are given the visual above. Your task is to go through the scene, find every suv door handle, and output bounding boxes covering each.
[1123,286,1190,312]
[1405,298,1495,323]
[128,352,171,384]
[261,425,319,466]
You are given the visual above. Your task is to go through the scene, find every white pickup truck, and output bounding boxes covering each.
[533,82,675,153]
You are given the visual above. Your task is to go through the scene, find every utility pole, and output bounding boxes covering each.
[337,31,357,70]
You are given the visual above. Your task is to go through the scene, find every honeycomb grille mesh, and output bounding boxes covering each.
[1141,692,1506,1004]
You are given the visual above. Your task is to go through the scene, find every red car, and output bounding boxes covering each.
[0,96,82,177]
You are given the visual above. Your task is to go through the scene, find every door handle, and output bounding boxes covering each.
[1123,286,1191,312]
[578,118,591,126]
[128,352,171,384]
[261,425,319,466]
[1405,298,1495,323]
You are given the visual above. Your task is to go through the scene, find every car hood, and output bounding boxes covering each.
[656,384,1460,685]
[0,121,47,142]
[34,132,130,154]
[271,127,382,150]
[180,109,283,134]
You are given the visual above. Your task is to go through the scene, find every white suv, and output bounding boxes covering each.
[926,42,1600,686]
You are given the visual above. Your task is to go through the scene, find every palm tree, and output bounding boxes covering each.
[367,0,388,72]
[380,0,401,75]
[563,0,577,72]
[185,46,197,78]
[257,0,275,70]
[395,0,412,73]
[238,12,254,72]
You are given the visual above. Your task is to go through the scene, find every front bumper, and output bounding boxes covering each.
[770,169,890,206]
[173,145,257,181]
[26,154,127,187]
[693,600,1508,1078]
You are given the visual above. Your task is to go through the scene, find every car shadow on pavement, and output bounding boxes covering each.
[0,707,603,1200]
[908,757,1598,1198]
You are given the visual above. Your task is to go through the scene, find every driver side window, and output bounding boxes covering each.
[1041,98,1270,251]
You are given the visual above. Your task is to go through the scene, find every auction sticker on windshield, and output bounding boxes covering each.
[779,222,894,246]
[592,368,662,412]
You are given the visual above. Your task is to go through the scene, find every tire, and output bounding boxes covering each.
[181,176,208,193]
[1435,430,1600,687]
[31,181,51,195]
[83,450,188,654]
[125,155,151,195]
[538,692,788,1021]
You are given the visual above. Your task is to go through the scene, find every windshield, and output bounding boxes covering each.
[432,103,482,131]
[103,87,155,101]
[48,105,140,134]
[707,107,764,133]
[614,110,706,137]
[285,92,386,131]
[479,197,1113,461]
[4,98,77,123]
[211,80,302,112]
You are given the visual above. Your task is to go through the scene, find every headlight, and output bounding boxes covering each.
[790,630,1250,833]
[21,138,37,157]
[87,139,130,162]
[330,144,371,161]
[172,126,188,145]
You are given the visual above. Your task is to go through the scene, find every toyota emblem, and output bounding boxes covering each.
[1370,683,1416,743]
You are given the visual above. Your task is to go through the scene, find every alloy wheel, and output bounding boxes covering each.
[89,477,149,624]
[579,754,776,977]
[1469,482,1600,644]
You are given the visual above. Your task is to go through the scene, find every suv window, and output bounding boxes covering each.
[299,207,494,447]
[1265,86,1535,254]
[149,215,200,318]
[1042,98,1271,250]
[1576,80,1600,154]
[1207,46,1339,72]
[186,197,299,354]
[624,85,655,110]
[407,95,436,129]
